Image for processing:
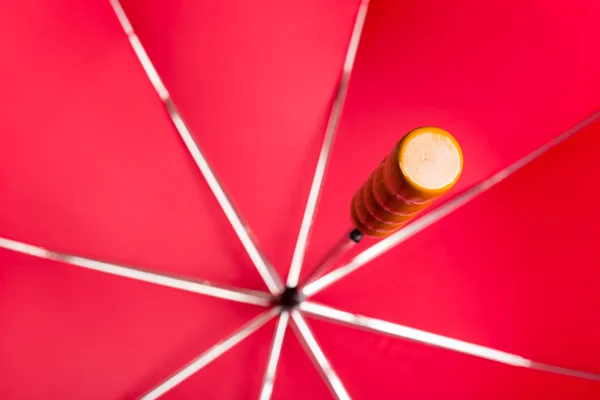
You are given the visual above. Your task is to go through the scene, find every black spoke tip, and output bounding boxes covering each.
[349,228,364,243]
[276,286,305,309]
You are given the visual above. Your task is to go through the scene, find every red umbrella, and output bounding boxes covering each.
[1,0,599,398]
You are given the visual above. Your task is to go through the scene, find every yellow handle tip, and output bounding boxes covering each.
[399,127,463,195]
[352,127,463,237]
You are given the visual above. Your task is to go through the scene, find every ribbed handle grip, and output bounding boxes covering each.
[351,127,463,237]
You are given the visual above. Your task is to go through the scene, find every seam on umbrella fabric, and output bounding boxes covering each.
[142,307,282,400]
[287,0,371,288]
[259,311,290,400]
[301,301,600,382]
[290,310,352,400]
[0,236,272,307]
[108,0,284,295]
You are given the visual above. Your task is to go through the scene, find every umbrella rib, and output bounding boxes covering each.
[259,311,290,400]
[142,307,281,400]
[108,0,284,295]
[302,110,600,298]
[301,301,600,382]
[290,310,352,400]
[286,0,371,288]
[0,236,272,307]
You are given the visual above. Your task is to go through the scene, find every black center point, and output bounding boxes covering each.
[277,286,305,309]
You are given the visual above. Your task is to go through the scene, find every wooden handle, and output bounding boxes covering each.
[351,127,463,237]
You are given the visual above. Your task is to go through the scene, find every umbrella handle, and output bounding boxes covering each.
[351,127,463,237]
[299,128,462,291]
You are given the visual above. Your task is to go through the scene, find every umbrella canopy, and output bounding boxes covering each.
[1,0,599,399]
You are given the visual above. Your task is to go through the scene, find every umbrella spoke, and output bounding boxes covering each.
[286,0,371,287]
[290,310,351,400]
[302,110,600,298]
[142,307,281,400]
[259,311,290,400]
[109,0,284,295]
[0,236,272,307]
[300,229,362,288]
[301,302,600,382]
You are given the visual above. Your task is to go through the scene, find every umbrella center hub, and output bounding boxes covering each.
[277,286,305,309]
